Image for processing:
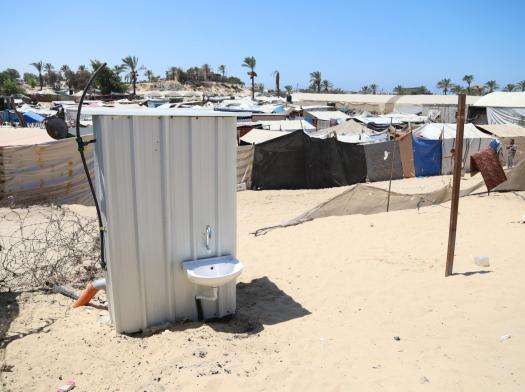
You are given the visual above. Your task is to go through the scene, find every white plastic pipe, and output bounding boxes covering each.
[93,278,107,290]
[195,287,218,301]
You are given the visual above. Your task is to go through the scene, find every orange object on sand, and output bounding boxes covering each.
[72,282,98,308]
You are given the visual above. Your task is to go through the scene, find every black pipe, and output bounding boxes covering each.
[75,63,107,270]
[196,298,204,321]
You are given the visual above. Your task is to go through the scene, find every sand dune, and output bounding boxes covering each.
[2,177,525,391]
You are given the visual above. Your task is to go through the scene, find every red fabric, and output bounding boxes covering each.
[470,147,507,191]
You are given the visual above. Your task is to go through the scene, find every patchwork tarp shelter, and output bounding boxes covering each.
[309,119,369,138]
[292,92,480,122]
[309,119,387,143]
[476,124,525,166]
[251,130,367,189]
[413,123,494,175]
[0,128,93,205]
[303,110,350,130]
[363,141,403,182]
[471,92,525,125]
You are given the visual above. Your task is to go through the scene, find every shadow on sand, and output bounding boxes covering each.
[0,292,57,352]
[208,276,311,335]
[134,276,311,337]
[452,270,492,277]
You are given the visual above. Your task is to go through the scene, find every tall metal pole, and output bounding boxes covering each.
[445,94,466,277]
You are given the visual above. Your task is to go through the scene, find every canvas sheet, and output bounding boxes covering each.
[363,141,403,182]
[251,130,367,190]
[487,107,525,125]
[0,137,94,206]
[398,132,415,178]
[237,145,254,189]
[493,159,525,191]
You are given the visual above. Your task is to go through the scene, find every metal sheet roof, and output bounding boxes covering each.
[83,107,239,117]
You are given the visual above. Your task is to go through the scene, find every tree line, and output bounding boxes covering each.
[0,56,245,97]
[2,55,524,98]
[435,75,525,95]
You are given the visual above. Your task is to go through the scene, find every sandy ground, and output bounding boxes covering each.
[2,175,525,391]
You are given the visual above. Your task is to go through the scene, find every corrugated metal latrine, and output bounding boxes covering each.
[89,108,238,333]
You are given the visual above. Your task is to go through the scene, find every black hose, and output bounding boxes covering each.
[75,63,107,270]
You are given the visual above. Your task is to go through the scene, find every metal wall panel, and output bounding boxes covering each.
[94,114,237,333]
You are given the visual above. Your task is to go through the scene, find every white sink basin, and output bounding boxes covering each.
[183,256,243,287]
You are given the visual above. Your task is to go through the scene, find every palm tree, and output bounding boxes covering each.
[273,70,281,97]
[309,71,322,93]
[451,84,464,94]
[166,67,179,81]
[242,56,257,99]
[218,65,226,77]
[44,63,54,87]
[518,81,525,92]
[504,83,516,92]
[284,85,293,95]
[121,55,140,96]
[436,78,451,95]
[322,79,332,92]
[485,80,499,93]
[31,61,44,90]
[144,69,155,82]
[462,74,474,94]
[60,65,74,91]
[393,85,403,95]
[201,64,211,81]
[369,83,378,94]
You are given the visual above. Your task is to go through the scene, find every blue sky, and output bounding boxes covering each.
[2,0,524,92]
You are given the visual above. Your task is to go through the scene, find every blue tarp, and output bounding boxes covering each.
[1,110,18,122]
[23,111,45,124]
[412,135,442,177]
[1,110,45,124]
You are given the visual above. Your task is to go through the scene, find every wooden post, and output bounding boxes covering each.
[445,93,466,277]
[386,118,395,212]
[386,140,396,212]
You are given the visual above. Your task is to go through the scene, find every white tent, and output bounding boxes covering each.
[472,92,525,125]
[414,123,492,140]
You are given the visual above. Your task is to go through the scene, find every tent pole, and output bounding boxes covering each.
[445,94,466,277]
